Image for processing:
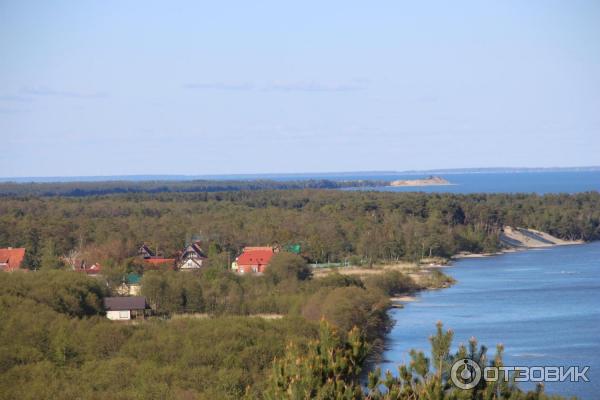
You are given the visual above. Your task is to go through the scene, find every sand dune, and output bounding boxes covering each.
[500,226,583,248]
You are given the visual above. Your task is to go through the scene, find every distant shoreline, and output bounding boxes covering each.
[2,166,600,183]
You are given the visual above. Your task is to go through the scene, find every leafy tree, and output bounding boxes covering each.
[141,271,170,313]
[266,252,312,284]
[40,238,63,270]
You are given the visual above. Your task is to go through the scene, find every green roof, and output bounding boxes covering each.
[285,244,301,254]
[126,273,141,284]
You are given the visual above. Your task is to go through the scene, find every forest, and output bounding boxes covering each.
[1,188,596,399]
[0,179,388,197]
[0,259,430,399]
[0,265,565,399]
[0,190,598,269]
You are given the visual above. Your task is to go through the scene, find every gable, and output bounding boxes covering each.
[182,243,207,259]
[138,245,155,258]
[179,258,203,269]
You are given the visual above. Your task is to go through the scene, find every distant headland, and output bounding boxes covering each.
[389,176,451,187]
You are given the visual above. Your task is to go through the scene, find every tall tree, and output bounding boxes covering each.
[40,238,64,270]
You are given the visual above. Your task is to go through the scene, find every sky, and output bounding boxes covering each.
[1,1,599,177]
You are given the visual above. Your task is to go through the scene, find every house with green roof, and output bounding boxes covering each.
[116,273,142,296]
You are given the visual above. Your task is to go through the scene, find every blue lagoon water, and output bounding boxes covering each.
[376,243,600,399]
[6,170,600,195]
[342,171,600,194]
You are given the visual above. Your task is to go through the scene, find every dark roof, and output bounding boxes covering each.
[182,242,207,259]
[104,296,149,311]
[139,244,155,257]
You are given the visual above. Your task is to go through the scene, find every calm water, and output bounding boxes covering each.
[6,170,600,195]
[376,242,600,399]
[342,171,600,194]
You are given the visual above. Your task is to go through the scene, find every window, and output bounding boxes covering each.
[119,311,129,319]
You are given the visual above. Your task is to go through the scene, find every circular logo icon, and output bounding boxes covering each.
[450,358,482,390]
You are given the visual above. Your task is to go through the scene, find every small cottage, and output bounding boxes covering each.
[126,273,142,295]
[232,246,275,274]
[116,273,142,296]
[104,296,150,321]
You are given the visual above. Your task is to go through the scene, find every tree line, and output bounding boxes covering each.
[0,179,388,197]
[1,190,598,270]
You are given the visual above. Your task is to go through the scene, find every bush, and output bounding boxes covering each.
[302,286,390,341]
[265,252,312,283]
[362,271,419,296]
[0,271,106,317]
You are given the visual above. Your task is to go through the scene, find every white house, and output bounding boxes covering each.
[104,296,149,321]
[177,242,208,270]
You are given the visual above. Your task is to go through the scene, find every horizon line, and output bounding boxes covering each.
[1,165,600,183]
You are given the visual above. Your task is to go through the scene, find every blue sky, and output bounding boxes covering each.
[1,1,599,177]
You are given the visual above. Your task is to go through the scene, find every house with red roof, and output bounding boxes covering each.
[0,247,26,272]
[82,262,102,275]
[70,259,103,275]
[232,246,276,274]
[136,241,207,271]
[137,243,177,270]
[143,257,177,271]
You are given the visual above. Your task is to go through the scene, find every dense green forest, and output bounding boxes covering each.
[1,190,599,269]
[0,264,425,399]
[0,268,564,400]
[0,179,388,197]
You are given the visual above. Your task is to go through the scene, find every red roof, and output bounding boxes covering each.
[0,248,26,271]
[144,258,176,265]
[143,258,176,271]
[236,247,275,267]
[74,262,102,275]
[85,263,102,274]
